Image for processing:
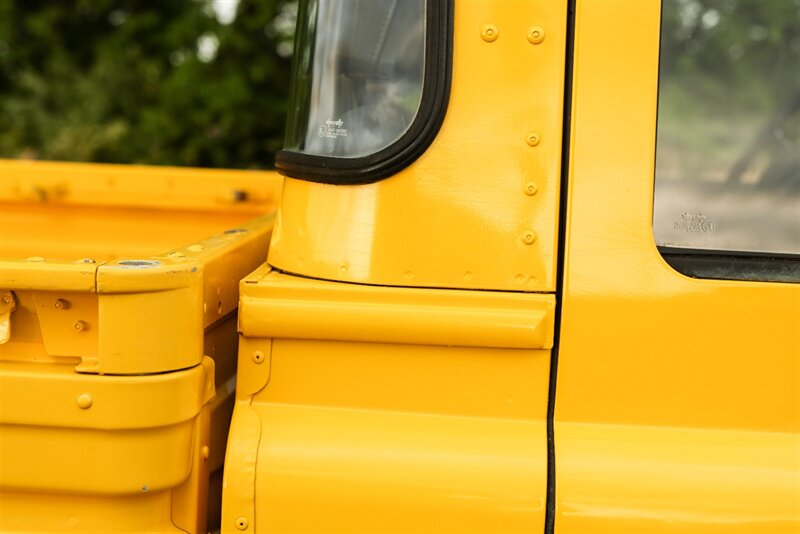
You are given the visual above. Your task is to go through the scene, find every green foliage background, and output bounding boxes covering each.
[0,0,295,168]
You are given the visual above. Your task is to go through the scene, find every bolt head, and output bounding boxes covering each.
[527,26,546,44]
[522,231,537,245]
[480,24,499,42]
[77,393,93,409]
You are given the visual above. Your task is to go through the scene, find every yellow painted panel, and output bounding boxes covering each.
[224,339,550,534]
[224,267,553,532]
[0,158,280,213]
[0,491,181,532]
[260,339,549,420]
[269,0,568,291]
[252,404,544,533]
[0,359,213,429]
[556,423,800,533]
[555,1,800,531]
[240,270,555,349]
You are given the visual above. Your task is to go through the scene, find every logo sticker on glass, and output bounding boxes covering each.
[674,213,716,234]
[318,119,349,139]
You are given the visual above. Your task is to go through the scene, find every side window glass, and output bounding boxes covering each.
[654,0,799,282]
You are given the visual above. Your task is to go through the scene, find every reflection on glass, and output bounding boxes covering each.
[284,0,425,158]
[654,0,800,255]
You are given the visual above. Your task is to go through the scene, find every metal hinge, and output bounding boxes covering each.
[0,291,17,344]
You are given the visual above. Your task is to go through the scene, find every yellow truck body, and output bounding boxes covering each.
[2,0,798,532]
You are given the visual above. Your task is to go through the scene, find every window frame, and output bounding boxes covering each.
[275,0,453,185]
[652,0,800,284]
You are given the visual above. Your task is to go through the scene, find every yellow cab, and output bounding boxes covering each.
[1,0,797,533]
[223,0,798,532]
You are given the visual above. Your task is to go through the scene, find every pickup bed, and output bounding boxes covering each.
[0,159,281,533]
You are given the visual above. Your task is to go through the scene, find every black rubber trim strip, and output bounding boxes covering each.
[545,0,576,532]
[275,0,453,185]
[659,248,800,283]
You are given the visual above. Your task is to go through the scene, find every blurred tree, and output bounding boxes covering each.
[657,0,800,189]
[0,0,295,168]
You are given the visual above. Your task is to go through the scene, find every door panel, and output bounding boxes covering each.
[555,1,800,532]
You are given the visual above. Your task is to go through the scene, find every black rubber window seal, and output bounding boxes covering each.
[275,0,453,186]
[658,247,800,284]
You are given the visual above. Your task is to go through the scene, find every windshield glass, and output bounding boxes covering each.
[284,0,426,159]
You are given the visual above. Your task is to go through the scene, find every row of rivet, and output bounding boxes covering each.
[480,23,545,248]
[480,25,545,44]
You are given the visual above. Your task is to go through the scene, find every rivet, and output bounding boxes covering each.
[1,293,12,305]
[480,24,499,42]
[168,251,186,258]
[76,393,93,409]
[252,351,265,364]
[24,256,45,262]
[54,298,69,310]
[526,133,540,147]
[201,446,210,460]
[339,262,348,274]
[77,258,96,264]
[187,244,205,253]
[73,320,88,332]
[524,182,538,196]
[235,517,249,531]
[527,26,545,44]
[522,231,537,245]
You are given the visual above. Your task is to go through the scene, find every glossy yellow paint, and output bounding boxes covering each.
[269,0,568,292]
[554,1,800,532]
[0,160,281,532]
[223,267,554,532]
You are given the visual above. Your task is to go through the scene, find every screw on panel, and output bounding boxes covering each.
[235,517,249,531]
[522,231,537,245]
[480,24,499,42]
[201,446,210,460]
[527,26,546,44]
[524,182,539,196]
[1,293,12,305]
[77,258,96,264]
[76,393,93,409]
[73,320,88,332]
[252,351,265,364]
[54,298,70,310]
[526,133,541,147]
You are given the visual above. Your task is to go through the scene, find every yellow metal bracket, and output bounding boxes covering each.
[0,291,16,344]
